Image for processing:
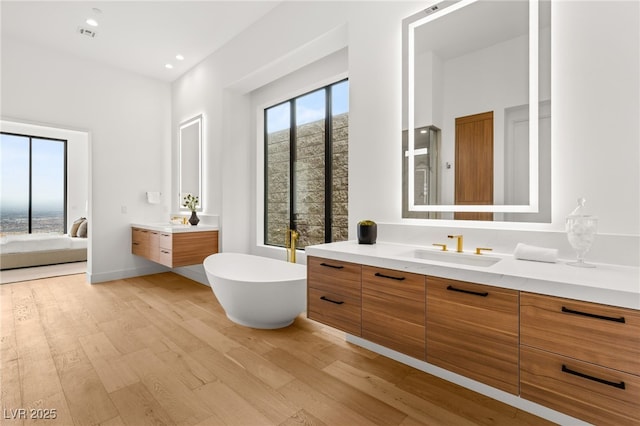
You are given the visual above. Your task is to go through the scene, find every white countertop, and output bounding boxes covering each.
[305,241,640,310]
[131,223,219,233]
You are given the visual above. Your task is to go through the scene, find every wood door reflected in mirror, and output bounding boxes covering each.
[454,111,493,221]
[402,0,551,222]
[179,115,202,211]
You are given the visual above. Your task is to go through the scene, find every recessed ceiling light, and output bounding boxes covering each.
[176,54,184,61]
[86,18,98,27]
[165,64,174,69]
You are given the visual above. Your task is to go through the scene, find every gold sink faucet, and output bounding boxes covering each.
[448,235,464,253]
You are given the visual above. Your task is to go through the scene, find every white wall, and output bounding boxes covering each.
[1,36,172,282]
[171,1,359,263]
[552,0,639,232]
[172,0,639,270]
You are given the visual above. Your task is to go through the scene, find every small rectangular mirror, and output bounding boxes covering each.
[179,114,202,211]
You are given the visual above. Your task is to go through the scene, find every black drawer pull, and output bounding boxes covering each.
[374,272,405,281]
[446,285,488,297]
[320,262,344,269]
[561,306,625,323]
[561,364,626,390]
[320,296,344,305]
[132,242,140,246]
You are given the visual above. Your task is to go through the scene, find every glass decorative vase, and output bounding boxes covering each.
[565,198,597,268]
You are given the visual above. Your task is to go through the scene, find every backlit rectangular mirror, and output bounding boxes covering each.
[179,114,202,211]
[402,0,551,221]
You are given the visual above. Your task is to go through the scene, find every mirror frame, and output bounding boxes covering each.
[178,114,203,212]
[404,0,541,213]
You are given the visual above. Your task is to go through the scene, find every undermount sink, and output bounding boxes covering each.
[402,248,502,267]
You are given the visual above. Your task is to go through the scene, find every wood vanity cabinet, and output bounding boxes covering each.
[520,292,640,425]
[362,266,426,360]
[131,227,218,268]
[306,253,640,423]
[426,276,519,394]
[307,256,362,336]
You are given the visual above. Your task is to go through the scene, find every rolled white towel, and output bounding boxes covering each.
[514,243,558,263]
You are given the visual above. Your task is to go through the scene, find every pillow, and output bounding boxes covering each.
[70,217,86,237]
[77,219,88,238]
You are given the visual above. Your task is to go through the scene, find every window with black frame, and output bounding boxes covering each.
[0,132,67,235]
[264,79,348,249]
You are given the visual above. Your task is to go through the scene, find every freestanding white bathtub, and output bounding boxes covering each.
[203,253,307,329]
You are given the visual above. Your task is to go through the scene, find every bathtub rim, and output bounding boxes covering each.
[203,252,306,284]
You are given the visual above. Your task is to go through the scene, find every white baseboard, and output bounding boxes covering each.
[88,263,210,286]
[173,264,209,286]
[88,264,167,284]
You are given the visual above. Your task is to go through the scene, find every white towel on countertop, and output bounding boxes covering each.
[514,243,558,263]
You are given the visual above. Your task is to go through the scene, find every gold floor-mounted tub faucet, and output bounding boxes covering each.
[285,228,299,263]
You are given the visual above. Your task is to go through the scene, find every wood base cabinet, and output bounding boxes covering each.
[362,266,425,360]
[131,227,218,268]
[307,257,362,336]
[306,255,640,424]
[426,276,519,394]
[520,292,640,425]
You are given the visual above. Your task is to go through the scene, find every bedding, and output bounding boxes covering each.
[0,233,87,270]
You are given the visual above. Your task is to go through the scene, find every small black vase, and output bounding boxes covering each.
[357,223,377,244]
[188,211,200,226]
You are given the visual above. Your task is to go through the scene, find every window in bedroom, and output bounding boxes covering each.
[264,79,349,249]
[0,132,67,235]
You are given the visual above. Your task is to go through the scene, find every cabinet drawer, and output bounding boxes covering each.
[362,266,425,360]
[158,248,172,267]
[362,266,426,324]
[132,228,149,243]
[426,277,519,394]
[308,287,361,336]
[521,346,640,426]
[159,233,172,250]
[308,257,362,299]
[521,292,640,375]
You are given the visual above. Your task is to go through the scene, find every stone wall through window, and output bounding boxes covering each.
[265,113,348,248]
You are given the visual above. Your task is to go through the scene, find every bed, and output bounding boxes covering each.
[0,233,87,270]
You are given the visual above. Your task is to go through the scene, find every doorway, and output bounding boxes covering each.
[0,119,90,283]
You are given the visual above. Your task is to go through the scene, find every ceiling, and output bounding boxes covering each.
[1,1,282,82]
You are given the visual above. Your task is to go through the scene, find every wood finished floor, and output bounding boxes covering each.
[1,272,554,426]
